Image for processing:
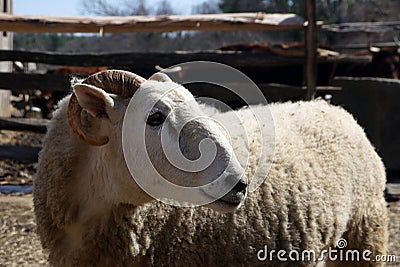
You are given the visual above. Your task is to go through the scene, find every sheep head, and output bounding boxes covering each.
[68,70,247,212]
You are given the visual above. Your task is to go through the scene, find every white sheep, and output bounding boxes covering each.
[34,70,388,266]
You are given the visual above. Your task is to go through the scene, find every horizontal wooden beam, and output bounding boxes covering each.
[0,118,47,133]
[0,72,71,92]
[0,145,41,163]
[0,49,308,67]
[0,72,341,94]
[322,21,400,33]
[0,13,304,33]
[0,49,368,69]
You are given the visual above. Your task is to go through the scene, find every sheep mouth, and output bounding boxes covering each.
[201,176,248,212]
[203,187,247,213]
[218,189,247,206]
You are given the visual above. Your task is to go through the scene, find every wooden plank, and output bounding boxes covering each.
[0,118,47,133]
[0,50,367,68]
[0,13,305,33]
[0,49,310,67]
[0,145,41,163]
[0,72,343,93]
[305,0,317,100]
[0,72,71,92]
[322,21,400,33]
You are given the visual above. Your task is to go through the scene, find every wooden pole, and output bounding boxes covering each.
[305,0,317,100]
[0,0,12,117]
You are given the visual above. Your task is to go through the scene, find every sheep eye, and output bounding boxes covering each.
[147,111,166,126]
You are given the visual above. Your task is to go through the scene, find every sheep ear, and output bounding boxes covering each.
[73,83,115,119]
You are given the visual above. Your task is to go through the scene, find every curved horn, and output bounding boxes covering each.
[67,70,146,146]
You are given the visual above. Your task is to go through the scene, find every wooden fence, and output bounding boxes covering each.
[0,10,321,96]
[0,50,343,163]
[0,48,356,91]
[0,8,321,163]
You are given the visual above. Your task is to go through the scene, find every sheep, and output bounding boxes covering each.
[33,70,388,267]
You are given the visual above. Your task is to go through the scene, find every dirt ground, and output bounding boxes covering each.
[0,131,399,266]
[0,196,48,267]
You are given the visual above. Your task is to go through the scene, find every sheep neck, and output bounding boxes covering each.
[63,143,124,249]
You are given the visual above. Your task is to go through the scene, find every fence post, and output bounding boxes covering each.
[305,0,317,100]
[0,0,12,117]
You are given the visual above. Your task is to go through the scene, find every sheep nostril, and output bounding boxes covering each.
[233,179,248,193]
